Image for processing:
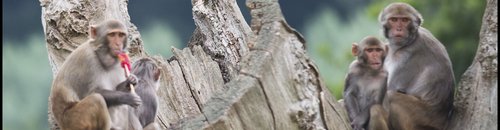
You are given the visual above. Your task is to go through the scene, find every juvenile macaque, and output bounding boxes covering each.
[126,57,162,130]
[378,2,455,130]
[49,19,143,130]
[344,36,388,130]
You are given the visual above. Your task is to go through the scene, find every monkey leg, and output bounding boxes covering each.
[368,104,389,130]
[143,122,161,130]
[386,91,444,130]
[61,93,111,130]
[108,105,143,130]
[128,108,144,130]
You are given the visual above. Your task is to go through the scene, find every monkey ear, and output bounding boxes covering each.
[153,68,161,81]
[89,26,98,39]
[352,43,359,56]
[415,13,424,26]
[378,10,385,24]
[417,17,423,26]
[384,44,389,56]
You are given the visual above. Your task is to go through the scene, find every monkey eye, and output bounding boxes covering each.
[389,18,398,22]
[366,48,383,53]
[118,33,126,38]
[107,32,126,38]
[107,33,116,37]
[402,18,410,22]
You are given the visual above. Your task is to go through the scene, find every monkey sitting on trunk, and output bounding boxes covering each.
[118,57,162,130]
[49,19,143,130]
[344,36,389,130]
[378,2,455,130]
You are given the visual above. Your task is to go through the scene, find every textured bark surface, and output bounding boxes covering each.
[168,0,350,129]
[448,0,498,129]
[153,46,226,129]
[189,0,252,83]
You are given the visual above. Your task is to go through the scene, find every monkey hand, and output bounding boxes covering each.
[127,74,138,86]
[351,123,365,130]
[125,93,142,108]
[396,89,407,94]
[351,116,366,130]
[116,74,138,92]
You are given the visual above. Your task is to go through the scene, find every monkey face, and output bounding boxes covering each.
[90,20,129,58]
[107,31,126,55]
[363,45,384,70]
[386,16,411,43]
[379,2,422,46]
[106,29,127,56]
[352,36,386,70]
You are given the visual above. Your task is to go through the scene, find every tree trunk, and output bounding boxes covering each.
[41,0,496,130]
[448,0,498,129]
[167,0,351,129]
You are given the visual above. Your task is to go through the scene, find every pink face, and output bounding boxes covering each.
[364,45,384,70]
[387,16,411,43]
[107,29,127,56]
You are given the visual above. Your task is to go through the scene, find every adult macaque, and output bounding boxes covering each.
[124,57,162,130]
[344,36,388,130]
[379,2,455,130]
[49,19,143,130]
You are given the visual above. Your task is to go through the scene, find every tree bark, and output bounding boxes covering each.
[448,0,498,129]
[167,0,351,129]
[41,0,496,130]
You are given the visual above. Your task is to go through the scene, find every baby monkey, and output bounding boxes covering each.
[343,36,389,130]
[123,57,162,130]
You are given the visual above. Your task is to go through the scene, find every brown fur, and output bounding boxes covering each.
[49,19,143,130]
[378,2,455,130]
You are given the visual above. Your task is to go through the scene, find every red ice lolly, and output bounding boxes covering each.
[117,52,135,93]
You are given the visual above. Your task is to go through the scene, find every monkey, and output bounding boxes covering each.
[49,19,143,130]
[120,57,162,130]
[343,36,389,130]
[377,2,455,130]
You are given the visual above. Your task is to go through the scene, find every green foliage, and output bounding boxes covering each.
[3,35,52,130]
[140,21,182,59]
[304,7,382,100]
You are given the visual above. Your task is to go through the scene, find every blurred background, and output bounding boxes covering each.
[2,0,485,129]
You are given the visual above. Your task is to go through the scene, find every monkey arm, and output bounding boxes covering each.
[116,74,138,92]
[94,88,141,107]
[351,104,371,128]
[343,74,362,122]
[344,91,361,121]
[377,77,388,103]
[345,92,369,130]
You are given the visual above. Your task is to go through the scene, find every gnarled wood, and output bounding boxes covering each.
[168,0,350,129]
[448,0,498,129]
